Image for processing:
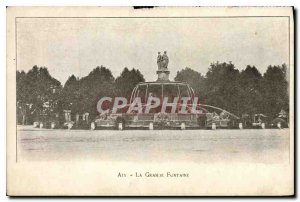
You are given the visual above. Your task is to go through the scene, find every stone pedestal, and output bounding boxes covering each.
[156,69,170,82]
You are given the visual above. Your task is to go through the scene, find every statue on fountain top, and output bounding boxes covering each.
[156,51,170,81]
[157,52,162,70]
[157,51,169,70]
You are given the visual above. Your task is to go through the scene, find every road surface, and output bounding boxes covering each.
[17,126,290,163]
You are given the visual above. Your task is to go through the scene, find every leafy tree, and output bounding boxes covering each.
[261,64,289,117]
[78,66,115,119]
[16,66,62,124]
[59,75,80,112]
[115,67,145,99]
[174,67,206,101]
[238,65,264,115]
[205,62,241,115]
[16,70,27,124]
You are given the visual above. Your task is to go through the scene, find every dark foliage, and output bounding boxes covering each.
[59,66,115,120]
[174,67,206,101]
[174,62,289,117]
[239,65,263,115]
[16,66,62,124]
[261,64,289,117]
[205,62,241,114]
[115,67,145,99]
[16,62,289,125]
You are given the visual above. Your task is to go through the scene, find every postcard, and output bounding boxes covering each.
[7,6,294,196]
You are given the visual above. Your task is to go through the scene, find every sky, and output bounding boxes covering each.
[16,17,289,85]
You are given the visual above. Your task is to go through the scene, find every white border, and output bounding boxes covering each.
[1,1,298,201]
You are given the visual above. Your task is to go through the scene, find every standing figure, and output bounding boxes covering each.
[157,52,162,70]
[162,51,169,69]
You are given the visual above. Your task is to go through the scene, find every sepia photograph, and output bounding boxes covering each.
[6,6,294,196]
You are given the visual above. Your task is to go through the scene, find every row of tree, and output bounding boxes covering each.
[16,63,289,125]
[16,65,145,124]
[175,62,288,118]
